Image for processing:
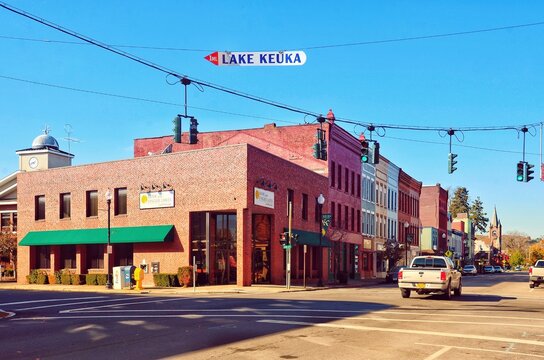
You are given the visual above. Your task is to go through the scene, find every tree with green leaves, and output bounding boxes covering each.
[449,187,470,218]
[0,228,17,276]
[469,197,488,234]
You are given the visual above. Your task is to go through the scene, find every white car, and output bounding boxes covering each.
[462,265,477,276]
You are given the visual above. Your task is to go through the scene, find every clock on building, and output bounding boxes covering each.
[28,157,39,169]
[492,230,497,236]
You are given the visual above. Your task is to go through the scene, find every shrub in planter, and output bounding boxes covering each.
[71,274,84,285]
[96,274,108,286]
[86,274,98,285]
[47,273,57,284]
[54,271,62,284]
[177,266,193,287]
[61,273,72,285]
[27,269,40,284]
[153,273,179,287]
[36,271,49,285]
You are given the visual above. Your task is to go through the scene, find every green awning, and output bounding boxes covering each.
[19,225,174,246]
[285,228,331,247]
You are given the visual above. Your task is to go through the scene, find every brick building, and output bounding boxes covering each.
[17,144,328,287]
[398,169,422,265]
[420,184,449,254]
[134,120,364,281]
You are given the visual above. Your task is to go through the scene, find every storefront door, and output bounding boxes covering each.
[252,214,271,284]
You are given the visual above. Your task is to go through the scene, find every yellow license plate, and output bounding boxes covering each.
[416,283,426,289]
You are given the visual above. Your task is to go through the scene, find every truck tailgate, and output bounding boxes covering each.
[401,268,445,283]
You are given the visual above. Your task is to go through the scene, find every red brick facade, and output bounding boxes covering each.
[17,144,328,287]
[420,184,449,253]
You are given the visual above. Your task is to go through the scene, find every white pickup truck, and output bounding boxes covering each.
[529,260,544,288]
[398,256,462,299]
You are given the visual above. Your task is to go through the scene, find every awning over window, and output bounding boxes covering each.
[19,225,174,246]
[286,228,331,247]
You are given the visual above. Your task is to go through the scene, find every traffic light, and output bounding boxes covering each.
[189,118,199,144]
[525,162,535,182]
[370,141,380,164]
[448,153,458,174]
[516,161,524,182]
[361,140,369,163]
[320,139,327,161]
[172,115,181,143]
[279,232,289,247]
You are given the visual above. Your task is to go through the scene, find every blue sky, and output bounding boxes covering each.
[0,1,542,238]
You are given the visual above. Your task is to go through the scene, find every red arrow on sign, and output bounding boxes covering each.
[204,51,219,66]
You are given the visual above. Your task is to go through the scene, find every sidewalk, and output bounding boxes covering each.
[0,278,385,296]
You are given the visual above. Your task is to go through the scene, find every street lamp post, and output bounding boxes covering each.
[317,193,325,287]
[404,222,410,266]
[105,189,113,289]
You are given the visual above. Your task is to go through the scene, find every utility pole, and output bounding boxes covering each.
[287,201,293,289]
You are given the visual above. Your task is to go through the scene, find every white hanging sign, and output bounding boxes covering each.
[205,51,307,66]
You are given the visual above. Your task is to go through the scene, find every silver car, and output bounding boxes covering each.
[462,265,477,276]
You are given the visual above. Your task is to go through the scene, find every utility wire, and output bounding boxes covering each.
[2,20,544,52]
[0,2,541,133]
[0,2,318,118]
[0,74,297,124]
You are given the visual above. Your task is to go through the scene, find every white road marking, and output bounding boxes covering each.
[11,314,365,321]
[60,297,189,313]
[258,319,544,347]
[0,309,15,318]
[416,342,544,358]
[381,310,544,322]
[17,297,143,311]
[424,346,452,360]
[67,308,374,314]
[0,296,106,306]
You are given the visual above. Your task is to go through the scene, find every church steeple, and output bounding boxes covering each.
[490,206,499,228]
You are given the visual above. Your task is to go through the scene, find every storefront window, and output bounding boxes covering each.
[60,245,76,269]
[35,245,51,269]
[87,244,105,269]
[212,213,237,285]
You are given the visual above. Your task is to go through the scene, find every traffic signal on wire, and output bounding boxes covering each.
[370,141,380,164]
[525,162,535,182]
[189,118,199,144]
[448,153,458,174]
[172,115,181,143]
[361,140,369,163]
[516,161,525,182]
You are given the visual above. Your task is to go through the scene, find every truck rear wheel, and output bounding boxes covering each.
[401,288,411,298]
[530,283,535,289]
[454,280,462,296]
[444,282,452,300]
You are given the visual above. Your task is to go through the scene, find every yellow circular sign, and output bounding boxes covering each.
[141,194,148,203]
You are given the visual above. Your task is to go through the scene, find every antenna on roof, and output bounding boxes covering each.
[63,124,81,153]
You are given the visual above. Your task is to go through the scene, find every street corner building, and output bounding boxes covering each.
[16,143,329,287]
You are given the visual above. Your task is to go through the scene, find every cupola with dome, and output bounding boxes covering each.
[16,127,74,172]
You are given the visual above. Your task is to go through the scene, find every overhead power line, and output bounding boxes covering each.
[0,2,541,135]
[2,20,544,52]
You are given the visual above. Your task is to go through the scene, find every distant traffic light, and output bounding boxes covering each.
[172,115,181,143]
[313,128,327,160]
[516,161,525,182]
[189,118,199,144]
[279,232,289,247]
[370,141,380,164]
[525,162,535,182]
[448,153,458,174]
[361,140,369,163]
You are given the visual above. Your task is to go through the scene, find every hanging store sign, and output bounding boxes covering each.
[139,190,175,209]
[254,187,274,209]
[205,51,307,66]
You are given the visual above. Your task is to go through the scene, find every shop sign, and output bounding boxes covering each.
[364,239,373,250]
[140,190,175,209]
[205,50,307,66]
[254,187,274,209]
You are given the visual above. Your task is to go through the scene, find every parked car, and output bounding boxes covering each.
[514,265,523,271]
[385,266,406,283]
[493,266,504,273]
[483,265,494,273]
[462,265,477,276]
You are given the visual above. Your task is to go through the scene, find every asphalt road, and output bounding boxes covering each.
[0,271,542,360]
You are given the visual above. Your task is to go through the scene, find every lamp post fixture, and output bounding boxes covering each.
[317,193,325,287]
[404,222,411,266]
[105,189,113,289]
